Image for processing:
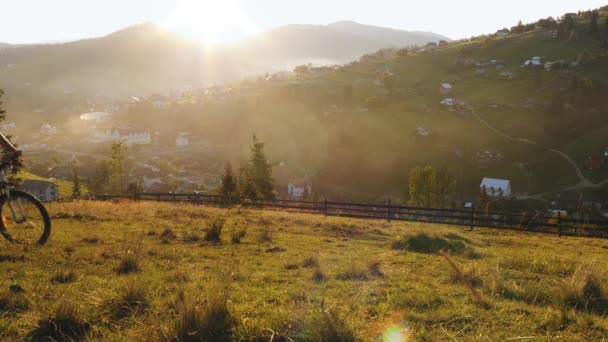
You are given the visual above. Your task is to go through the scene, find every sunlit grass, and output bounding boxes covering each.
[0,200,606,340]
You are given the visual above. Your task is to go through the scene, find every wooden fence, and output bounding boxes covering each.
[94,193,608,239]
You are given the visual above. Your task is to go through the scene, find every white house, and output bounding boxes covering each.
[415,126,433,137]
[79,112,112,123]
[496,29,510,37]
[20,180,59,202]
[176,133,190,147]
[440,83,453,94]
[143,172,162,188]
[480,178,511,197]
[288,179,312,198]
[40,124,58,135]
[0,122,16,130]
[95,128,152,146]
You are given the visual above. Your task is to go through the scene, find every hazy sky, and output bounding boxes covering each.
[0,0,605,44]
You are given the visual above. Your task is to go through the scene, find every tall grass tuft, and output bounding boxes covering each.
[108,282,150,319]
[302,256,320,269]
[257,225,274,243]
[336,262,369,281]
[554,260,606,311]
[51,270,78,284]
[303,307,358,342]
[230,227,247,244]
[205,215,227,243]
[117,254,141,275]
[30,303,90,341]
[438,250,488,308]
[0,290,30,314]
[172,289,235,342]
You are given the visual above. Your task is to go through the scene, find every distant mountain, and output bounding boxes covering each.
[0,21,449,96]
[328,20,450,46]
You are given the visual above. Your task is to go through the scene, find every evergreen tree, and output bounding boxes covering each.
[248,135,275,198]
[71,167,81,199]
[219,162,237,196]
[110,141,126,194]
[238,165,257,198]
[590,10,599,34]
[408,165,437,207]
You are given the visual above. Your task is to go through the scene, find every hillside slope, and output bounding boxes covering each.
[0,21,448,95]
[328,20,449,45]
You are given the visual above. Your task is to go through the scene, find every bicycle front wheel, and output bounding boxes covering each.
[0,190,51,246]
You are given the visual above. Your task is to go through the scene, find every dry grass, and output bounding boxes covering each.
[0,200,606,341]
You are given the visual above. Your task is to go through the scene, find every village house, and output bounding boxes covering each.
[496,29,510,37]
[440,98,466,110]
[176,132,190,147]
[0,122,16,130]
[95,128,152,146]
[415,126,433,137]
[40,124,58,135]
[20,180,59,202]
[80,112,112,123]
[288,179,312,199]
[480,178,512,197]
[478,149,505,164]
[440,83,453,94]
[499,70,516,79]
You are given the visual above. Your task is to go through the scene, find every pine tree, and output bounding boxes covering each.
[71,167,81,199]
[110,141,126,194]
[590,10,599,34]
[248,134,275,198]
[219,162,237,196]
[238,165,257,198]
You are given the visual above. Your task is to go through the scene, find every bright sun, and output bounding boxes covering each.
[164,0,256,45]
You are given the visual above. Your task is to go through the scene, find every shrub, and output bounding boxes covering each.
[30,303,90,341]
[205,215,227,243]
[116,255,141,275]
[51,271,78,284]
[391,233,467,254]
[172,290,235,342]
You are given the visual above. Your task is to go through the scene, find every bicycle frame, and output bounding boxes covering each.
[0,169,26,224]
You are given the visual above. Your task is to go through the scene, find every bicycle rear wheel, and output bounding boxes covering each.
[0,190,51,246]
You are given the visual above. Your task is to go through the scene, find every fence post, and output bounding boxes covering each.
[558,211,562,237]
[324,198,328,216]
[470,204,475,231]
[387,199,391,222]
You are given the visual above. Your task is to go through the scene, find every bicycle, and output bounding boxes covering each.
[0,153,51,246]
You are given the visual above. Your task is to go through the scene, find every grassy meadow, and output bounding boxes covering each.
[0,201,607,341]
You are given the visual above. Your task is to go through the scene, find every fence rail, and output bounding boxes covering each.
[93,193,608,239]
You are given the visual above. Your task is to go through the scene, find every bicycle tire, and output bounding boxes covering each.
[0,190,51,246]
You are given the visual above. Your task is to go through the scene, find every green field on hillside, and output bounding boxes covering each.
[0,201,606,341]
